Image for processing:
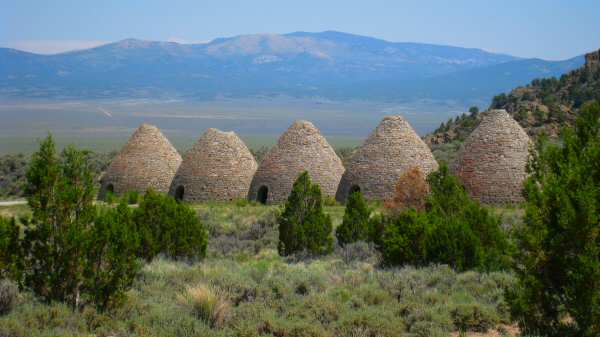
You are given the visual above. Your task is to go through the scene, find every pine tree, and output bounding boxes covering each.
[336,191,371,246]
[509,102,600,337]
[278,171,333,256]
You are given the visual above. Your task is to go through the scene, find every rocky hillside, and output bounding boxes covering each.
[425,48,600,149]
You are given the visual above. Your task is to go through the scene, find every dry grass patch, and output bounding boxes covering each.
[178,283,231,329]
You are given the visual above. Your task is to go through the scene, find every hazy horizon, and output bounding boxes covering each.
[0,31,590,62]
[2,0,599,60]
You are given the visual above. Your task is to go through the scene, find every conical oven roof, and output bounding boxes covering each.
[170,128,257,202]
[336,115,438,202]
[99,123,182,198]
[248,120,344,204]
[453,109,530,204]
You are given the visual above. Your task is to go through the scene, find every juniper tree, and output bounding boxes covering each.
[379,163,510,271]
[20,138,95,308]
[0,216,19,279]
[509,102,600,337]
[86,201,141,311]
[17,135,142,310]
[133,190,208,261]
[278,171,333,256]
[336,190,371,247]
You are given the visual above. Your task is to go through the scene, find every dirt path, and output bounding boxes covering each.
[0,200,27,206]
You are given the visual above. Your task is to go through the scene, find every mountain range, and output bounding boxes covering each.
[0,31,585,101]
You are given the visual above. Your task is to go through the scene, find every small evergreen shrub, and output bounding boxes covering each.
[134,190,208,260]
[278,171,333,256]
[335,191,371,247]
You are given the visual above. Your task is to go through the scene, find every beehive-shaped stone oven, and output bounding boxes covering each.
[336,116,438,202]
[452,109,530,204]
[99,123,182,199]
[169,128,258,202]
[248,120,344,204]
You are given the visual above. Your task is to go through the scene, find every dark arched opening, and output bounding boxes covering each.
[106,184,114,194]
[349,185,361,194]
[175,185,185,201]
[257,186,268,204]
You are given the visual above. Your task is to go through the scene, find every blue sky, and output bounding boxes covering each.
[2,0,598,59]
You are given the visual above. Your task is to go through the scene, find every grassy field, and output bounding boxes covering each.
[0,203,30,220]
[0,201,522,337]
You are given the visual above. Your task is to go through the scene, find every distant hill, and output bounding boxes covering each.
[0,31,584,101]
[425,49,600,157]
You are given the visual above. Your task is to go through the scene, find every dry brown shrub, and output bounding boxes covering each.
[384,167,429,213]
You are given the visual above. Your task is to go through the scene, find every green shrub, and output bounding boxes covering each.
[379,209,428,266]
[86,201,141,311]
[509,102,600,337]
[323,196,339,206]
[134,190,208,260]
[335,191,371,247]
[379,163,511,271]
[104,190,116,204]
[0,216,19,279]
[123,191,139,205]
[277,171,333,256]
[450,302,498,332]
[0,279,18,315]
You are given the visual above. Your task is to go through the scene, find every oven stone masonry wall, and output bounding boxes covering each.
[336,115,439,202]
[248,120,344,204]
[169,128,257,202]
[99,123,182,199]
[585,49,600,70]
[452,109,531,204]
[98,113,532,205]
